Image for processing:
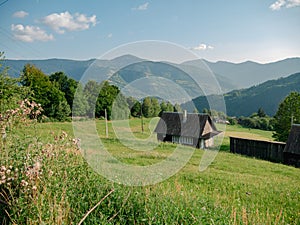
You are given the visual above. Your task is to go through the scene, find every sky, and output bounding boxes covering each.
[0,0,300,63]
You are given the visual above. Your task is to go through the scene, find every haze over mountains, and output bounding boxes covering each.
[3,55,300,116]
[4,55,300,91]
[185,72,300,117]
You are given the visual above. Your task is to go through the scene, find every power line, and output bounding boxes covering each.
[0,0,9,7]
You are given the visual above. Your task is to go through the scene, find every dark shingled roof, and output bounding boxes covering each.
[284,124,300,155]
[154,112,220,138]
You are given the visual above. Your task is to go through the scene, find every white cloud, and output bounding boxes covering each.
[270,0,300,10]
[41,11,97,34]
[11,24,54,42]
[286,0,300,7]
[132,2,149,11]
[191,43,214,51]
[107,33,113,38]
[13,11,29,18]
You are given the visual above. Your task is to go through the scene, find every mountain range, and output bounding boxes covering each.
[4,55,300,91]
[3,55,300,116]
[185,72,300,116]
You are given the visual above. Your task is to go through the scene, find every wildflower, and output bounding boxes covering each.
[0,165,6,172]
[21,180,28,187]
[32,186,37,191]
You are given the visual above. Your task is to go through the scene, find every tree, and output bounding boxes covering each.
[151,97,161,117]
[273,92,300,142]
[96,81,125,120]
[257,107,266,117]
[166,102,174,112]
[131,101,141,117]
[142,97,152,118]
[0,53,30,113]
[21,64,70,121]
[49,72,78,109]
[72,82,88,117]
[174,103,182,112]
[84,80,101,117]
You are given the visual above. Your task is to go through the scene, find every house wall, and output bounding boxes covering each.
[202,120,213,136]
[230,137,285,163]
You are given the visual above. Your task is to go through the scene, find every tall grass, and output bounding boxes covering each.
[1,114,299,224]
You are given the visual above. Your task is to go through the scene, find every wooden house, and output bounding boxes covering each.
[154,111,221,148]
[284,124,300,167]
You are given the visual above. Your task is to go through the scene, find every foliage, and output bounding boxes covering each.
[96,81,127,120]
[273,91,300,141]
[83,80,101,117]
[159,101,174,116]
[236,108,274,131]
[0,52,30,113]
[20,64,70,121]
[174,103,182,112]
[49,71,78,109]
[1,118,299,224]
[191,72,300,116]
[72,82,88,117]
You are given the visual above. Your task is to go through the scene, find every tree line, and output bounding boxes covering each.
[1,61,183,122]
[1,53,299,142]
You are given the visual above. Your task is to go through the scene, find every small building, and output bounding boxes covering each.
[154,111,221,148]
[284,124,300,167]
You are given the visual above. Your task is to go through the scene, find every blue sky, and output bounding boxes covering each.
[0,0,299,63]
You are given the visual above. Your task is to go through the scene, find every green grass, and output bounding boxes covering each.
[1,118,299,224]
[217,124,275,151]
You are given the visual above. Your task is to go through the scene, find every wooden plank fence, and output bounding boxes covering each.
[230,137,286,163]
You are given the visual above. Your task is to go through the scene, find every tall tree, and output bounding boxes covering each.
[83,80,101,117]
[142,97,152,118]
[49,72,78,109]
[257,107,266,117]
[151,97,161,117]
[273,92,300,142]
[72,82,88,116]
[96,81,124,119]
[21,64,70,121]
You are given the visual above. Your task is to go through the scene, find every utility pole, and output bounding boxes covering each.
[140,100,144,133]
[105,108,108,138]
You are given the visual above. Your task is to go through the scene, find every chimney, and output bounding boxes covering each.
[183,110,187,123]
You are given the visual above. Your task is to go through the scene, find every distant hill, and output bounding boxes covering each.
[186,72,300,116]
[4,56,300,101]
[3,55,237,96]
[183,57,300,88]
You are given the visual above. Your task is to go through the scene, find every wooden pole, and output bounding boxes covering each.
[105,108,108,138]
[140,101,144,133]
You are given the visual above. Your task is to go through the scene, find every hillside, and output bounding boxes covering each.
[183,57,300,88]
[187,72,300,116]
[2,117,299,224]
[3,55,237,96]
[5,56,300,93]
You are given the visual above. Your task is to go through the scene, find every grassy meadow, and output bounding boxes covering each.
[1,117,299,224]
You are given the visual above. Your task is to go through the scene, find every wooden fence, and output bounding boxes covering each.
[230,137,286,163]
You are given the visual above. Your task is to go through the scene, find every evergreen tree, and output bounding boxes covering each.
[257,107,266,117]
